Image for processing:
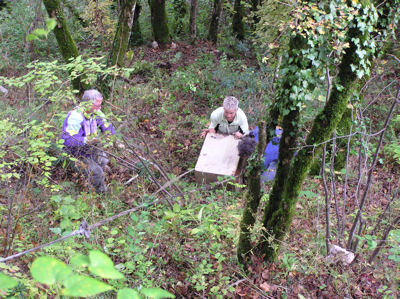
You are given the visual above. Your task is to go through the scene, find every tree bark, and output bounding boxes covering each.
[42,0,87,93]
[208,0,224,44]
[109,0,136,67]
[148,0,170,45]
[237,122,266,264]
[98,0,136,99]
[129,0,143,48]
[189,0,199,42]
[232,0,245,40]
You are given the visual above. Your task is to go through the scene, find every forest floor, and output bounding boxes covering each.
[1,40,399,298]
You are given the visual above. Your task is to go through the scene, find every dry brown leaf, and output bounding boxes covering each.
[259,282,272,293]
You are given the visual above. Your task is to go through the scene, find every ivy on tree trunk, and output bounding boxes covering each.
[237,122,266,264]
[259,2,385,260]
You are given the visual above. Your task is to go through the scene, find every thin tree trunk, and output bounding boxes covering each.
[109,0,136,67]
[189,0,199,42]
[259,35,307,260]
[208,0,224,44]
[148,0,170,45]
[347,85,400,249]
[237,122,266,264]
[99,0,136,99]
[129,0,143,48]
[42,0,87,93]
[232,0,244,40]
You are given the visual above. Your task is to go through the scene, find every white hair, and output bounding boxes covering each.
[223,96,239,110]
[81,89,103,103]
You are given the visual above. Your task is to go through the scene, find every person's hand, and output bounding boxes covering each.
[114,140,125,149]
[233,132,243,139]
[201,128,215,138]
[86,137,100,145]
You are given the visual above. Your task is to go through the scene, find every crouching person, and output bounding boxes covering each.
[61,89,115,193]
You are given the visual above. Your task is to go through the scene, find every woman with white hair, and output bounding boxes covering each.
[201,96,249,139]
[61,89,115,193]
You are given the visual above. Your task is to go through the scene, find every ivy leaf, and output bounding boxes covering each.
[140,287,175,299]
[26,34,38,42]
[0,272,18,290]
[62,274,113,297]
[117,288,143,299]
[33,28,48,37]
[46,18,57,31]
[30,256,72,285]
[88,250,125,279]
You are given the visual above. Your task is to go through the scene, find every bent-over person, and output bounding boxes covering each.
[201,96,249,139]
[61,89,115,193]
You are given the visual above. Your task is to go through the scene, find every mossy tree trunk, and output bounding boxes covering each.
[42,0,88,94]
[129,0,143,48]
[109,0,136,67]
[259,6,381,261]
[99,0,136,99]
[208,0,224,44]
[189,0,199,42]
[232,0,245,40]
[237,122,266,264]
[148,0,170,45]
[258,35,308,258]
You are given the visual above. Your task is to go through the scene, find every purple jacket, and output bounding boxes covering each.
[61,108,115,157]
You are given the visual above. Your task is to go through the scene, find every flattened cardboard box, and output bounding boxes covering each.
[195,133,240,184]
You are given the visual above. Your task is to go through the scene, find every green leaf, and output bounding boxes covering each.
[88,250,125,279]
[62,274,113,297]
[26,33,38,41]
[33,28,48,37]
[70,254,90,268]
[390,229,400,242]
[140,287,175,299]
[197,206,205,223]
[0,272,18,290]
[46,18,57,31]
[117,288,143,299]
[30,256,72,285]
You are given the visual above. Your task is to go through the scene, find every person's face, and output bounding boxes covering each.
[224,108,237,122]
[90,98,102,112]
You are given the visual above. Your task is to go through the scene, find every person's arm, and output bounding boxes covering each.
[96,112,116,135]
[238,109,249,135]
[201,109,219,138]
[208,109,219,130]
